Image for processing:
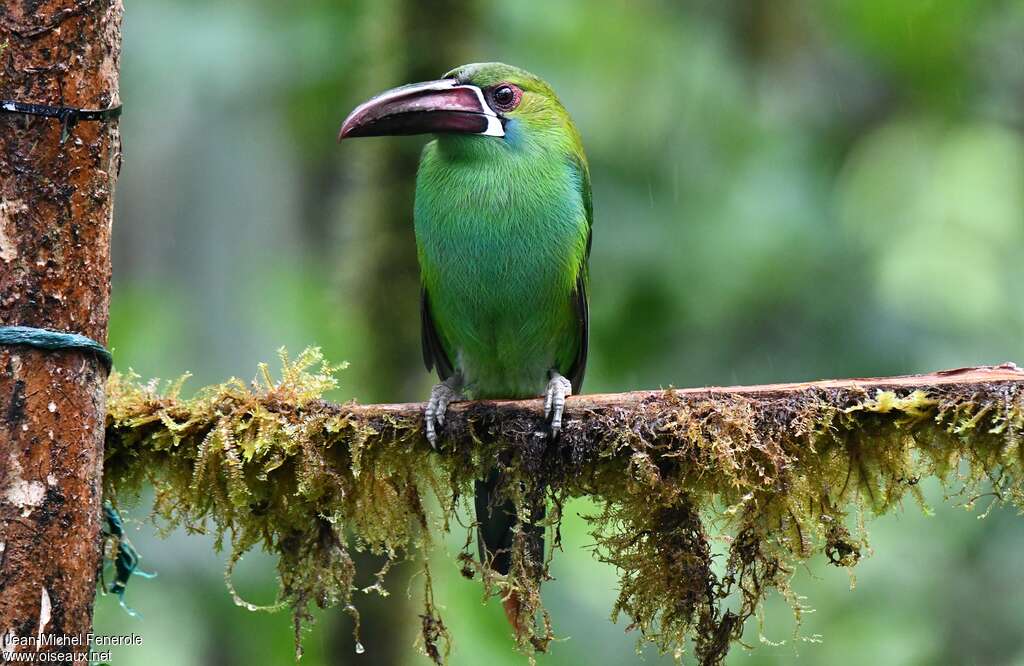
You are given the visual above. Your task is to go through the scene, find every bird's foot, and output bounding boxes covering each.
[543,370,573,438]
[425,376,463,448]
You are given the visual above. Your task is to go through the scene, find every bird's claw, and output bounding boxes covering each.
[425,379,462,448]
[544,371,573,438]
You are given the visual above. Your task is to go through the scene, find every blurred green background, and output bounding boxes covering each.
[93,0,1024,664]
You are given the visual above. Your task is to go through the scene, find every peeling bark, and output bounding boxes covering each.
[0,0,122,660]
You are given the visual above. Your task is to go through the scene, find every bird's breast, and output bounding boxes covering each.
[414,153,587,397]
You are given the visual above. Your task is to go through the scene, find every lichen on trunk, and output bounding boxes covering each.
[102,352,1024,664]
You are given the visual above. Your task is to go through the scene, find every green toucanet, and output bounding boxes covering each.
[339,62,590,630]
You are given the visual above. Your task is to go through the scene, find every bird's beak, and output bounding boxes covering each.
[338,79,504,141]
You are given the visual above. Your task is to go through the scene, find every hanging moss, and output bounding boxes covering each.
[102,350,1024,664]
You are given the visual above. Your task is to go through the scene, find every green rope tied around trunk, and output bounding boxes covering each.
[100,502,157,617]
[0,325,112,372]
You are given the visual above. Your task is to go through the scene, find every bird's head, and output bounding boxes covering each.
[338,62,578,153]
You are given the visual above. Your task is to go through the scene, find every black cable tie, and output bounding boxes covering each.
[1,100,123,144]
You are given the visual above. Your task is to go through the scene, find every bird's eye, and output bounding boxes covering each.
[490,84,521,112]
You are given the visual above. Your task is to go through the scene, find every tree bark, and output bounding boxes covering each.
[0,0,122,660]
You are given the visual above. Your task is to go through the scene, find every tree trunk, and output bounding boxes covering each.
[0,0,122,660]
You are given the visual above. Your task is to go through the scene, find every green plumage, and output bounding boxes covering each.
[415,63,591,399]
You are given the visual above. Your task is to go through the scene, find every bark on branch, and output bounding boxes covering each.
[344,363,1024,427]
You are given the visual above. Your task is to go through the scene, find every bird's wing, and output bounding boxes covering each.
[566,152,592,393]
[421,285,454,381]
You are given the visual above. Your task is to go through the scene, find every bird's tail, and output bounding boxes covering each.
[474,469,545,635]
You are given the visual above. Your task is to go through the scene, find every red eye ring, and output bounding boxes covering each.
[489,83,522,112]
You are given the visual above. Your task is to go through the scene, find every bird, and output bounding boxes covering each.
[339,62,590,634]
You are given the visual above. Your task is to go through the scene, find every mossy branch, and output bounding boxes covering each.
[103,351,1024,665]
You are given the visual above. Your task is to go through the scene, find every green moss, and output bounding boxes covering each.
[103,351,1024,664]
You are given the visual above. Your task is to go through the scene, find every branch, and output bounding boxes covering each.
[102,354,1024,665]
[346,363,1024,424]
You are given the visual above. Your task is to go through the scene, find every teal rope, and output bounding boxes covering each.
[101,502,156,617]
[0,325,112,372]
